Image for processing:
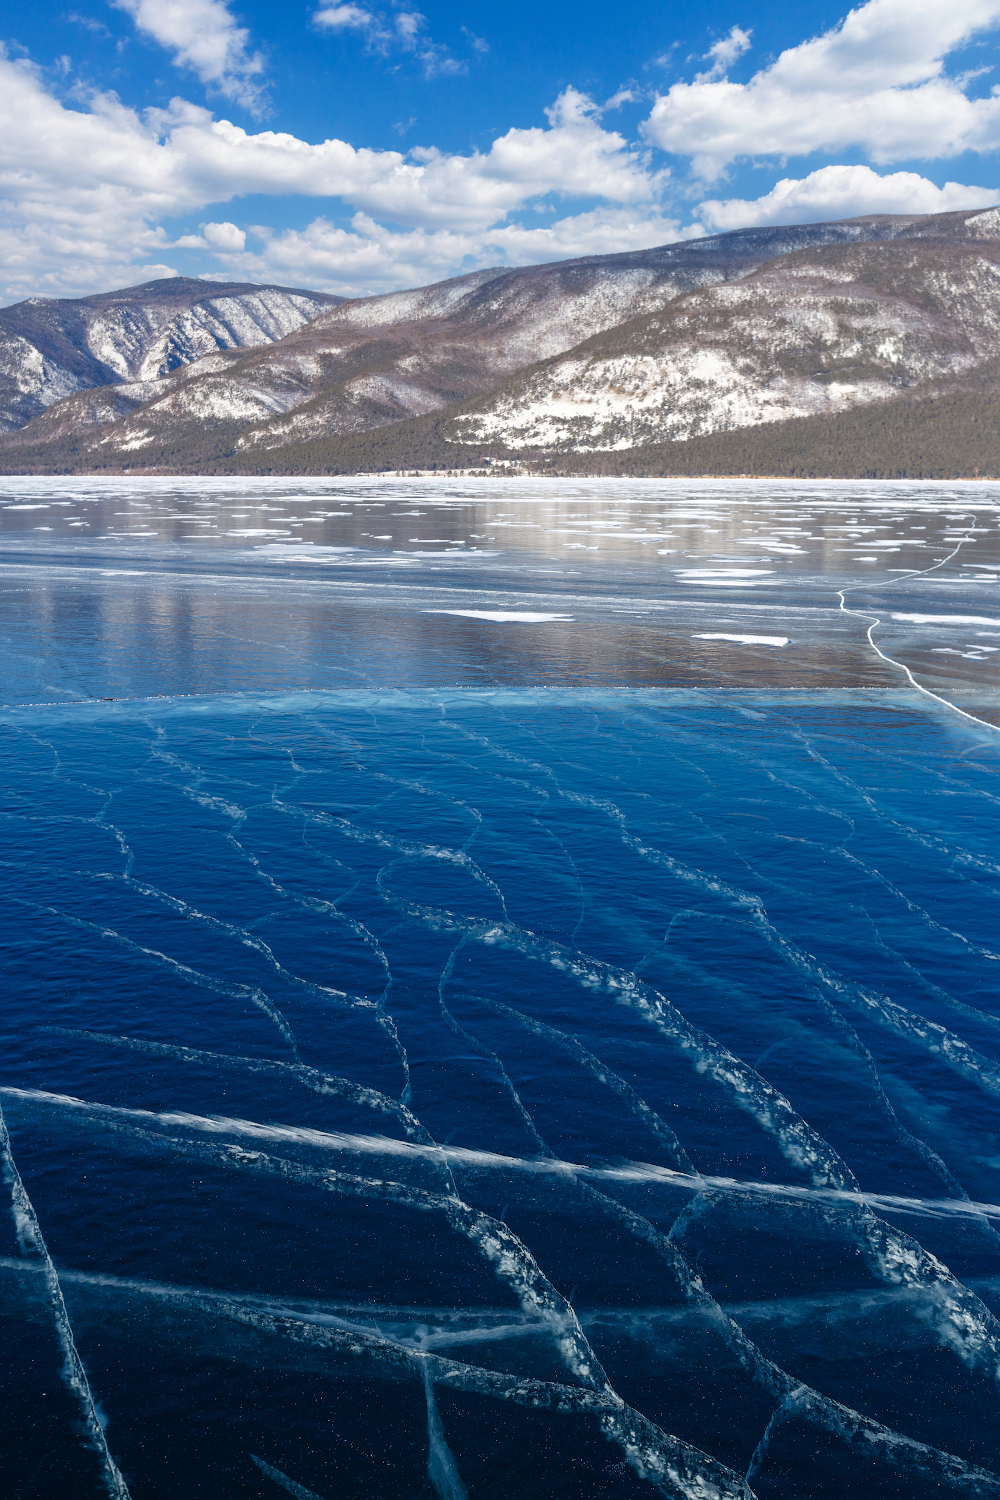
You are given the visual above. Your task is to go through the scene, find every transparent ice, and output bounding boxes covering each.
[0,478,999,1499]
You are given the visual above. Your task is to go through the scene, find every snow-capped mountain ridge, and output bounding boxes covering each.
[0,278,343,433]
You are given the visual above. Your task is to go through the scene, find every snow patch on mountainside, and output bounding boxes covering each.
[234,372,449,450]
[320,269,509,331]
[116,352,243,402]
[0,334,84,430]
[153,379,302,424]
[966,208,1000,237]
[108,428,157,451]
[87,290,332,382]
[453,349,903,450]
[452,253,1000,451]
[347,373,448,414]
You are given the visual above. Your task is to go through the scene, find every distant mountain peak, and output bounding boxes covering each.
[0,279,345,433]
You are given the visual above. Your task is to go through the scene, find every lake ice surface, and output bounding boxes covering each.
[2,477,1000,1500]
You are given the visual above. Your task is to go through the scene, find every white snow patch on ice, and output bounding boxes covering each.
[252,543,359,556]
[694,633,789,646]
[424,610,574,622]
[678,569,775,577]
[891,613,1000,625]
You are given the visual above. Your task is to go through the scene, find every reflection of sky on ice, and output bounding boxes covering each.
[0,479,999,1499]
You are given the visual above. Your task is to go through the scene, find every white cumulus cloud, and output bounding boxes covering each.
[698,165,998,229]
[313,4,370,29]
[698,26,752,81]
[313,3,464,77]
[201,218,246,249]
[644,0,1000,177]
[0,54,671,300]
[114,0,265,109]
[174,218,247,248]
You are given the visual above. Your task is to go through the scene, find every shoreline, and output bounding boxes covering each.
[2,468,1000,483]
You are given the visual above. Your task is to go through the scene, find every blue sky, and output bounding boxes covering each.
[2,0,1000,302]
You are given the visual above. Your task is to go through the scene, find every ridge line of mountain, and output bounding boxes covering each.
[2,204,1000,475]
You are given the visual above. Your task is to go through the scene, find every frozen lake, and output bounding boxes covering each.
[0,474,999,705]
[1,478,1000,1500]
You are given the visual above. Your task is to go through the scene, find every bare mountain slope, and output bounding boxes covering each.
[2,206,999,472]
[0,277,343,433]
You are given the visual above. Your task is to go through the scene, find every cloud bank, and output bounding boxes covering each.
[699,165,999,231]
[645,0,1000,177]
[0,57,677,297]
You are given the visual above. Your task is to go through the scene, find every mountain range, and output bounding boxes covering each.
[3,207,1000,478]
